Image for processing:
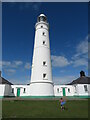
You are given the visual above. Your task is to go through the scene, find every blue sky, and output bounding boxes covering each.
[1,2,88,84]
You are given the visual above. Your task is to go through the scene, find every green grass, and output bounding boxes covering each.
[2,100,88,118]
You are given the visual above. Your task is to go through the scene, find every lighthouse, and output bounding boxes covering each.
[30,14,54,96]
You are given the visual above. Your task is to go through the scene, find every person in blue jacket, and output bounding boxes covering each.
[59,97,66,110]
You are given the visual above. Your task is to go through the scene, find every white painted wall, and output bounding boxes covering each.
[0,84,90,97]
[54,85,74,96]
[9,85,30,97]
[54,84,90,97]
[76,84,90,96]
[72,84,78,96]
[0,84,10,96]
[0,85,5,96]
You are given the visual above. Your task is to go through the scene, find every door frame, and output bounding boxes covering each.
[62,87,66,96]
[17,88,20,97]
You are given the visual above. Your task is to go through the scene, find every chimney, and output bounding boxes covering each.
[80,71,85,77]
[0,71,1,77]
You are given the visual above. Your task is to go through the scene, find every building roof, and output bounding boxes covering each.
[0,71,13,85]
[67,76,90,85]
[0,76,13,85]
[67,71,90,85]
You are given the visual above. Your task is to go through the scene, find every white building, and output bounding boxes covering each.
[54,71,90,98]
[0,14,89,98]
[54,84,90,98]
[54,85,74,97]
[0,71,90,98]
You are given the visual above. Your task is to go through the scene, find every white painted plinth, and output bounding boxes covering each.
[30,82,54,96]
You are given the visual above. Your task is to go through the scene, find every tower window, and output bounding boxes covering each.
[23,88,26,93]
[41,26,43,28]
[43,73,47,79]
[43,41,46,45]
[43,61,47,66]
[42,32,46,36]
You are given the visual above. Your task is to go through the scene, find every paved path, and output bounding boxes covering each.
[1,97,88,101]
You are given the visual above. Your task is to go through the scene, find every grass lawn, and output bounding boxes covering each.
[2,100,88,118]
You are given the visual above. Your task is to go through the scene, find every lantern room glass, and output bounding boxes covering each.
[37,16,47,22]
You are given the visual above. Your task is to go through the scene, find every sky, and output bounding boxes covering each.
[1,2,88,85]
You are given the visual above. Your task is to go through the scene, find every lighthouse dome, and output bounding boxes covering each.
[37,13,47,23]
[39,14,46,17]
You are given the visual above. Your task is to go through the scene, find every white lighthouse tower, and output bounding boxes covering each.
[30,14,54,96]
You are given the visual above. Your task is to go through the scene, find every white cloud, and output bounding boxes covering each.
[73,58,88,67]
[11,61,23,68]
[53,76,76,85]
[6,69,16,73]
[4,69,16,75]
[0,61,11,67]
[76,38,88,55]
[72,36,88,68]
[0,60,23,68]
[72,38,88,60]
[13,61,23,66]
[60,70,65,73]
[51,55,71,67]
[51,36,88,68]
[0,60,24,76]
[2,61,11,66]
[24,62,31,69]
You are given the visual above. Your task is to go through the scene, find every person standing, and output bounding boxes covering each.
[59,98,66,110]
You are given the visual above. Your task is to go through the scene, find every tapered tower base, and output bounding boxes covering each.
[30,82,54,96]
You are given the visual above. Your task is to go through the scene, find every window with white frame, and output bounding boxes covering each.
[74,85,77,93]
[43,73,47,79]
[57,88,59,93]
[68,88,70,93]
[23,88,26,93]
[43,41,46,45]
[43,61,47,66]
[84,85,88,92]
[11,88,14,93]
[42,32,46,36]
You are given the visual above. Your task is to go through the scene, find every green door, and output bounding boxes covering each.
[63,88,66,96]
[17,88,20,97]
